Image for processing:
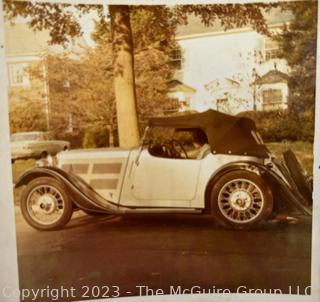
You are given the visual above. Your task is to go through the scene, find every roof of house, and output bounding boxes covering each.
[5,23,50,55]
[205,78,240,92]
[167,79,196,93]
[254,69,289,85]
[5,22,87,57]
[176,7,294,37]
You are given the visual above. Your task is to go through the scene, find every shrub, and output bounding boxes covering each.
[54,130,85,149]
[9,101,47,133]
[82,125,110,148]
[238,110,314,142]
[298,110,315,142]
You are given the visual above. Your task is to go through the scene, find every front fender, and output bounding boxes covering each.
[15,167,118,214]
[204,161,312,216]
[15,167,59,188]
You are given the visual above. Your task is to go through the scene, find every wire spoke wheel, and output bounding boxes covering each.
[27,185,65,225]
[21,177,73,231]
[218,179,264,223]
[211,170,273,229]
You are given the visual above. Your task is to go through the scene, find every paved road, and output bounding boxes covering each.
[15,209,312,301]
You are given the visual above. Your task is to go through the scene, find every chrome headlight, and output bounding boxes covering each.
[36,154,57,167]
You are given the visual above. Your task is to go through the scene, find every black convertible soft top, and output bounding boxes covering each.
[149,109,269,158]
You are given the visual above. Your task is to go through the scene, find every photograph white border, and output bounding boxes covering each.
[0,1,20,302]
[0,0,319,301]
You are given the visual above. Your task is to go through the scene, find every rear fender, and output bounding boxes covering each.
[15,167,117,214]
[204,161,312,215]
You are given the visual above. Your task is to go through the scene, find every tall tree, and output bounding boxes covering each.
[109,6,139,148]
[277,1,317,141]
[18,31,176,141]
[91,6,179,132]
[4,1,286,147]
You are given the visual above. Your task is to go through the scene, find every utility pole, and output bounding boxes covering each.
[42,60,50,131]
[252,68,258,111]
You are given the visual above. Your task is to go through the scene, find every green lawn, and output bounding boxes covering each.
[266,141,314,176]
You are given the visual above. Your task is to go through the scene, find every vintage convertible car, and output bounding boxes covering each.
[15,110,313,231]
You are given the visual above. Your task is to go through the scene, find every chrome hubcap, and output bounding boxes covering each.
[218,179,264,223]
[26,185,65,225]
[230,190,252,211]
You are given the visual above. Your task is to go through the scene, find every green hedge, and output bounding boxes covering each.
[54,130,85,149]
[82,125,110,148]
[238,110,314,142]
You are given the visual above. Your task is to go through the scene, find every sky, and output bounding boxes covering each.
[78,10,100,47]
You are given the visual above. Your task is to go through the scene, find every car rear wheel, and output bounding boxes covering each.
[211,170,273,229]
[20,177,73,231]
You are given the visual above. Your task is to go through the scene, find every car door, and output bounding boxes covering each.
[131,148,202,207]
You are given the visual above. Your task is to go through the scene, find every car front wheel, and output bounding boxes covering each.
[211,170,273,229]
[20,177,73,231]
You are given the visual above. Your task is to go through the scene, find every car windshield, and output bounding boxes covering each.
[147,126,210,160]
[11,133,42,142]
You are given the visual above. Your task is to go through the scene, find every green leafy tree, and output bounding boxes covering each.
[4,1,286,147]
[26,45,175,143]
[91,5,179,134]
[27,48,115,136]
[9,100,47,133]
[276,1,317,141]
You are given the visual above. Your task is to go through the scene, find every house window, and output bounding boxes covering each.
[216,98,229,113]
[8,63,30,87]
[169,48,183,69]
[265,38,280,61]
[262,89,283,109]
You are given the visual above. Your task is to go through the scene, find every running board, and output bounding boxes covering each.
[119,208,203,214]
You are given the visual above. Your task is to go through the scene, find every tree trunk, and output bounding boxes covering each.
[109,5,140,148]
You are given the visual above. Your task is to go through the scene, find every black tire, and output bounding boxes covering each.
[211,170,273,230]
[20,177,73,231]
[40,151,48,158]
[283,149,313,205]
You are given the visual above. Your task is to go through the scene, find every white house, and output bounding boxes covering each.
[171,8,293,114]
[5,21,87,130]
[5,22,87,92]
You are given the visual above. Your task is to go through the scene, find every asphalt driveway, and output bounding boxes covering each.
[15,208,312,301]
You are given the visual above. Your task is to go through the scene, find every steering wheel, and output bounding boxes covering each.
[162,141,180,158]
[170,139,189,159]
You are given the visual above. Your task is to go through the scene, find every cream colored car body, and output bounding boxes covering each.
[15,110,313,231]
[57,147,262,211]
